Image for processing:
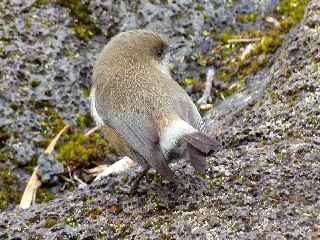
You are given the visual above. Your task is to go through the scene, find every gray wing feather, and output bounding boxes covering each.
[94,95,174,180]
[174,95,204,131]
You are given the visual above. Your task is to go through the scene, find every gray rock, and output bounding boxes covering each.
[1,0,319,239]
[37,153,64,184]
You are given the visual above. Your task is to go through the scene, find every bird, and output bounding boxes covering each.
[90,30,220,182]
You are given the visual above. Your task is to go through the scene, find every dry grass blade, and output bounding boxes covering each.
[19,124,70,209]
[240,43,256,61]
[19,166,41,209]
[86,164,110,176]
[45,124,70,154]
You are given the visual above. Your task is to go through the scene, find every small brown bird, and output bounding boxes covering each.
[91,30,220,181]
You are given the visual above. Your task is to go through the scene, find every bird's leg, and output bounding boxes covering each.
[94,156,138,181]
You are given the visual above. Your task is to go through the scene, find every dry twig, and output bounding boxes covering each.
[227,38,260,44]
[197,68,215,107]
[85,125,101,136]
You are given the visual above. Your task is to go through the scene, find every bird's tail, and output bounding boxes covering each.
[181,131,221,173]
[159,117,221,173]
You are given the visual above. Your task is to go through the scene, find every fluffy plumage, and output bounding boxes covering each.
[91,30,220,180]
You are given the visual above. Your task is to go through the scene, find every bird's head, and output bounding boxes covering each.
[106,30,169,64]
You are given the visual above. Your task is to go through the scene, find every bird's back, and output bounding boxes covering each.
[90,30,218,180]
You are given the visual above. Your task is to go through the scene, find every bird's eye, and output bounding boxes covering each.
[156,48,164,58]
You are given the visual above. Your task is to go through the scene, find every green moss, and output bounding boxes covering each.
[97,232,108,240]
[0,127,10,148]
[57,132,108,168]
[220,78,245,98]
[268,89,282,104]
[0,191,9,209]
[202,30,210,38]
[24,17,32,31]
[0,169,20,209]
[84,207,103,219]
[143,219,169,232]
[57,139,91,163]
[215,28,235,43]
[40,114,65,138]
[30,103,65,138]
[44,217,58,228]
[33,102,110,169]
[277,0,310,31]
[194,4,204,11]
[56,0,101,41]
[31,79,42,88]
[82,87,90,97]
[64,215,78,227]
[76,114,92,129]
[73,24,96,42]
[27,236,44,240]
[307,115,320,127]
[11,50,23,60]
[145,172,164,185]
[149,193,167,211]
[260,35,282,54]
[153,221,163,231]
[222,44,236,58]
[0,153,9,162]
[207,0,309,98]
[208,175,225,188]
[237,13,257,22]
[30,99,52,110]
[217,68,234,82]
[196,54,213,66]
[240,54,270,78]
[276,152,288,161]
[37,189,56,203]
[85,196,96,204]
[183,78,198,86]
[143,221,153,229]
[34,0,51,7]
[0,233,9,239]
[112,222,126,234]
[213,28,277,83]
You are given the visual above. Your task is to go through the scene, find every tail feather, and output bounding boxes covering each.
[182,132,221,173]
[181,132,221,154]
[159,117,221,174]
[188,146,207,173]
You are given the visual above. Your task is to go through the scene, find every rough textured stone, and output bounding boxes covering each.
[1,0,319,239]
[37,154,64,184]
[0,0,277,167]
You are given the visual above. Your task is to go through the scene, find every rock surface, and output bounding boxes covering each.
[1,0,319,239]
[0,0,278,169]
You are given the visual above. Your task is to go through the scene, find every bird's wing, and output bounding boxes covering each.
[93,93,174,180]
[105,114,174,180]
[173,93,205,131]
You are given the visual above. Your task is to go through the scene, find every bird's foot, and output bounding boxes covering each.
[94,156,137,181]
